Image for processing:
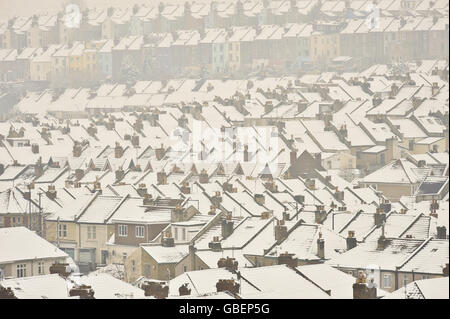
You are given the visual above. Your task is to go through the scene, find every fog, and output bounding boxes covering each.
[0,0,211,19]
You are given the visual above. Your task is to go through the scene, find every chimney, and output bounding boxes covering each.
[143,194,153,205]
[261,211,271,219]
[254,194,265,205]
[115,167,125,181]
[31,143,39,154]
[208,236,222,252]
[131,134,140,148]
[264,101,273,113]
[208,205,217,216]
[274,219,288,242]
[377,235,388,250]
[73,142,82,157]
[386,137,399,161]
[346,231,357,250]
[34,158,44,177]
[317,232,325,259]
[0,286,16,299]
[211,191,223,207]
[161,231,175,247]
[305,178,316,190]
[243,144,249,162]
[69,285,95,299]
[171,205,186,222]
[353,275,377,299]
[334,189,344,201]
[432,82,439,96]
[372,96,382,107]
[374,208,386,227]
[46,185,57,200]
[277,252,298,268]
[93,178,102,193]
[199,169,209,184]
[264,180,278,193]
[137,184,148,197]
[49,263,72,278]
[379,198,392,213]
[87,124,97,137]
[223,181,237,193]
[180,182,191,194]
[339,125,348,138]
[390,83,399,98]
[75,168,85,181]
[114,142,124,158]
[155,144,165,160]
[216,279,240,294]
[221,215,234,239]
[157,170,167,185]
[178,284,191,296]
[315,205,327,224]
[436,226,447,239]
[430,200,439,217]
[290,148,297,165]
[217,257,239,271]
[142,281,169,299]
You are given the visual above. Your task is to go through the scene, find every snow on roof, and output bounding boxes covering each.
[142,244,189,264]
[360,159,422,185]
[238,265,331,299]
[384,277,449,299]
[0,274,73,299]
[0,227,68,264]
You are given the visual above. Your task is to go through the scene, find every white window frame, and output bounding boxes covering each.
[383,274,392,288]
[37,261,44,275]
[87,225,96,240]
[135,226,145,238]
[58,224,67,238]
[17,264,27,278]
[118,225,128,237]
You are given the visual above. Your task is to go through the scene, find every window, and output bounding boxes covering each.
[182,228,186,241]
[87,226,96,240]
[145,264,151,277]
[174,227,178,240]
[136,226,145,238]
[38,262,44,275]
[58,224,67,238]
[131,260,136,272]
[122,252,127,260]
[17,264,27,278]
[118,225,128,237]
[383,274,392,288]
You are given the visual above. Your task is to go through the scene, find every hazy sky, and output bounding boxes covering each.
[0,0,212,19]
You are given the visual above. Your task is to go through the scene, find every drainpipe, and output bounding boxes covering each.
[395,266,399,291]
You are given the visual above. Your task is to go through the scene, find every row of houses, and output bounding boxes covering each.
[0,15,449,83]
[0,60,448,298]
[1,0,448,51]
